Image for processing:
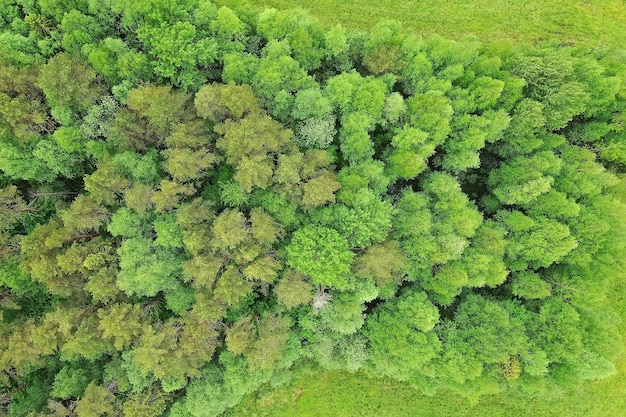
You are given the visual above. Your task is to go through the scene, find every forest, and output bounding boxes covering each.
[0,1,625,416]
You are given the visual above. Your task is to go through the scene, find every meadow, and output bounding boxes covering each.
[220,0,626,47]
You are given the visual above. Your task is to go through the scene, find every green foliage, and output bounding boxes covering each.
[353,240,406,290]
[195,82,261,122]
[310,188,393,248]
[385,125,436,179]
[0,63,52,144]
[137,21,217,90]
[251,49,314,119]
[60,194,110,234]
[37,53,105,119]
[1,2,626,417]
[292,87,336,149]
[510,271,551,299]
[107,207,148,238]
[51,362,99,400]
[216,112,293,192]
[326,72,387,121]
[59,9,104,53]
[74,383,115,417]
[489,151,562,205]
[126,85,191,138]
[406,90,453,144]
[287,225,354,289]
[32,137,85,178]
[117,237,183,297]
[394,173,483,294]
[0,145,56,182]
[366,289,441,380]
[274,269,314,308]
[98,303,145,350]
[443,295,528,368]
[498,211,578,271]
[123,388,168,417]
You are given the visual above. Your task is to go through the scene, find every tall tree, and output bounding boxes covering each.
[287,225,354,289]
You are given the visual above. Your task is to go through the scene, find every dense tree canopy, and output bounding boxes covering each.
[1,2,625,417]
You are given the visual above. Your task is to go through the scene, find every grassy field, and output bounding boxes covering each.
[218,1,626,416]
[228,363,626,417]
[220,0,626,47]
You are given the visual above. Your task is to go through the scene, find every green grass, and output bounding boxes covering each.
[222,0,626,47]
[218,1,626,416]
[229,363,626,417]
